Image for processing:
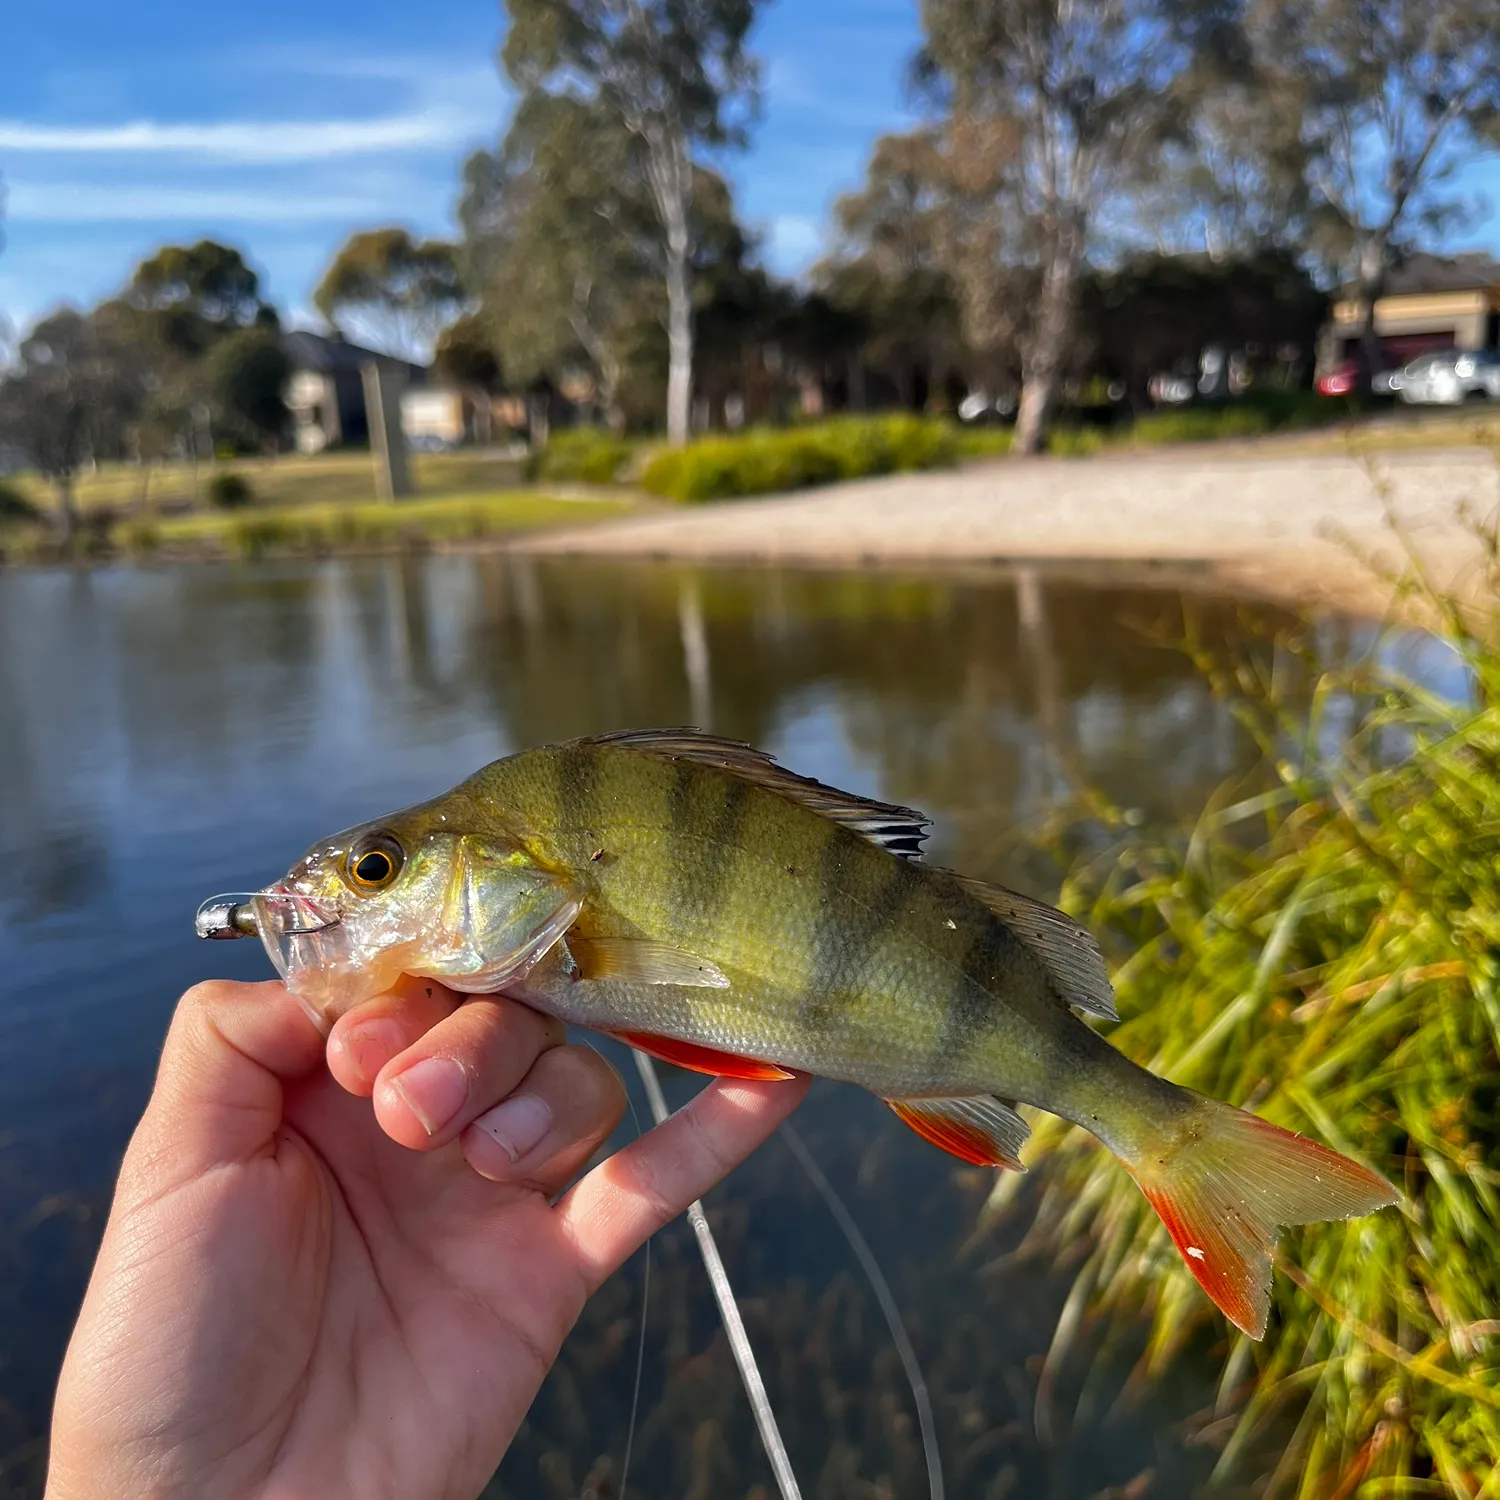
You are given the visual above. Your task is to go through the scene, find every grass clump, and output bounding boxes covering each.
[639,414,973,502]
[529,428,634,485]
[996,556,1500,1495]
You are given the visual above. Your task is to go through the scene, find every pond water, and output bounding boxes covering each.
[0,555,1373,1498]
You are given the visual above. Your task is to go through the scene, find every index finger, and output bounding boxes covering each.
[553,1073,810,1292]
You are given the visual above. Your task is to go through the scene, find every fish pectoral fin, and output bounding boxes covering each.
[951,875,1118,1022]
[607,1029,797,1081]
[886,1095,1030,1171]
[569,937,730,988]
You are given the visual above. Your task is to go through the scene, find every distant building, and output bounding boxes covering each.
[1321,252,1500,372]
[282,331,425,454]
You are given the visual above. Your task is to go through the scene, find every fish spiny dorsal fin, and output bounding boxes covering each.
[951,874,1118,1022]
[585,728,930,861]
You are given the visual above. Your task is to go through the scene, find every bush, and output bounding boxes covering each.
[530,428,633,485]
[1129,390,1342,447]
[0,479,44,525]
[207,471,255,509]
[639,415,965,503]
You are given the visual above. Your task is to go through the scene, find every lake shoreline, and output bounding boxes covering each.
[509,447,1500,619]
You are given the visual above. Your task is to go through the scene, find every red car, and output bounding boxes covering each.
[1316,359,1360,397]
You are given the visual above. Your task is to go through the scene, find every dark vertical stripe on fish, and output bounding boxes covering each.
[558,744,602,833]
[805,842,917,1033]
[690,773,752,923]
[939,917,1005,1066]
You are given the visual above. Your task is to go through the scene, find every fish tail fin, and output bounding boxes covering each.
[1120,1091,1397,1339]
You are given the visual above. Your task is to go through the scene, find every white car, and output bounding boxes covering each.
[1397,350,1500,405]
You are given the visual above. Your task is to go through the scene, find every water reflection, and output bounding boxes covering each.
[0,554,1315,1497]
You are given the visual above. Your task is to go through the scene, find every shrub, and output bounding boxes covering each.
[530,428,633,485]
[207,471,255,509]
[639,415,964,503]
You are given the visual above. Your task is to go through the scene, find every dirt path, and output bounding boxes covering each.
[514,447,1500,616]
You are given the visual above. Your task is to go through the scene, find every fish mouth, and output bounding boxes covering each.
[249,886,360,1028]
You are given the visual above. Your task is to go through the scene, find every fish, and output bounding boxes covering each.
[228,728,1396,1339]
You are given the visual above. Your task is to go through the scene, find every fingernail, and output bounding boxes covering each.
[390,1056,468,1136]
[338,1018,407,1084]
[473,1094,552,1163]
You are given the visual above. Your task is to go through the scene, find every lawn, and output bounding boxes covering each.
[8,447,532,517]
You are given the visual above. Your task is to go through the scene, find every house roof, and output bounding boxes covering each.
[284,329,426,377]
[1381,251,1500,297]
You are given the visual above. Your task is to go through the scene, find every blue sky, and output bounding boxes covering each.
[2,0,1498,341]
[0,0,918,335]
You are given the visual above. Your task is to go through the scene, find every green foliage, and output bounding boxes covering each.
[314,228,465,364]
[204,328,291,452]
[1129,392,1342,446]
[1001,558,1500,1495]
[639,415,965,502]
[529,428,633,484]
[206,471,255,509]
[952,426,1013,460]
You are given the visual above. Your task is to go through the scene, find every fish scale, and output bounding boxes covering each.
[235,728,1399,1339]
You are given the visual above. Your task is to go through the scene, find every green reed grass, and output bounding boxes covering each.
[988,549,1500,1496]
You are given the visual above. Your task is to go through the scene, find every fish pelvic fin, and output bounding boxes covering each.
[950,875,1118,1021]
[886,1095,1029,1171]
[569,937,730,988]
[1122,1091,1398,1339]
[582,728,931,861]
[607,1029,797,1081]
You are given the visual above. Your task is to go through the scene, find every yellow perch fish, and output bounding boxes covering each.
[240,729,1396,1338]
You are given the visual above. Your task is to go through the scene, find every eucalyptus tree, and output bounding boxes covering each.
[1246,0,1500,371]
[916,0,1210,452]
[314,229,466,364]
[500,0,762,444]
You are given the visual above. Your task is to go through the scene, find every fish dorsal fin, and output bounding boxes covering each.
[952,875,1118,1022]
[585,728,930,861]
[568,936,729,988]
[886,1094,1029,1171]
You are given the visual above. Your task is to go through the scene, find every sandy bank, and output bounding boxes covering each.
[513,447,1500,616]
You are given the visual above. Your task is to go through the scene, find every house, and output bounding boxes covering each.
[283,331,426,454]
[1320,252,1500,372]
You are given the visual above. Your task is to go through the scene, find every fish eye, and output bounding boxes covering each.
[346,833,403,890]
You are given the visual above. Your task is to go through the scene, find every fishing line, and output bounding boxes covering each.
[631,1049,804,1500]
[780,1123,945,1500]
[581,1038,651,1500]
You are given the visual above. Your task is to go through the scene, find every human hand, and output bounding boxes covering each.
[46,978,808,1500]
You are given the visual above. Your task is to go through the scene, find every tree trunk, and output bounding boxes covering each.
[1352,230,1390,385]
[1013,229,1083,456]
[664,232,693,446]
[54,474,78,541]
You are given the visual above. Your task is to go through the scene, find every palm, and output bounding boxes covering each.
[47,980,807,1500]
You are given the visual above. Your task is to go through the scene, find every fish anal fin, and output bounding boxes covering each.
[886,1095,1029,1171]
[608,1029,796,1081]
[584,728,930,861]
[569,936,729,988]
[952,875,1118,1022]
[1124,1096,1398,1339]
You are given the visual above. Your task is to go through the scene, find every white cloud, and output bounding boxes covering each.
[6,181,398,223]
[763,215,824,273]
[0,109,479,163]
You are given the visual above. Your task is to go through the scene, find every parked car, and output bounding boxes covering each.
[1396,350,1500,405]
[1315,360,1361,397]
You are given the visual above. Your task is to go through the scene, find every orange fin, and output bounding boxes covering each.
[608,1029,796,1081]
[1125,1097,1398,1339]
[886,1095,1029,1170]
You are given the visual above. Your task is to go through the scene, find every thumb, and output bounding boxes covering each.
[125,980,326,1190]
